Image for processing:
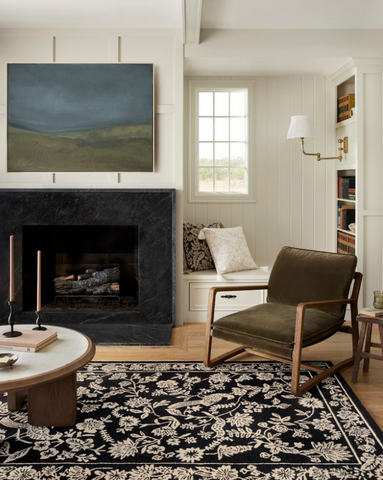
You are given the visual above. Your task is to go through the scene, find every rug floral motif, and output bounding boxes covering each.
[0,362,382,479]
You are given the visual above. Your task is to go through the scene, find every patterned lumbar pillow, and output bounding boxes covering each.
[202,226,258,274]
[183,222,223,272]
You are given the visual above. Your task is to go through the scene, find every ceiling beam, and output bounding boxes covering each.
[183,0,203,45]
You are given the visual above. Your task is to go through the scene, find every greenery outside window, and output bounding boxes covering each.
[188,80,255,203]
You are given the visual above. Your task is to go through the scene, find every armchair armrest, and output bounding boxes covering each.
[295,271,362,331]
[295,297,357,341]
[291,297,359,396]
[296,297,356,316]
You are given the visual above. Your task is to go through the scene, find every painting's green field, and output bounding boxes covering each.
[7,124,153,172]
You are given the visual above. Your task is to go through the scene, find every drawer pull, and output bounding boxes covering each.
[221,295,237,299]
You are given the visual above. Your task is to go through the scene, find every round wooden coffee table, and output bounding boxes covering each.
[0,325,95,427]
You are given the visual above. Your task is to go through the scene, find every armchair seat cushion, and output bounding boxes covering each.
[212,303,344,359]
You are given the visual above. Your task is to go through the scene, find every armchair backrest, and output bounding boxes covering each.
[267,246,357,318]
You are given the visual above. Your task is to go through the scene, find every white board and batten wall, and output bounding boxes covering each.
[0,28,185,325]
[362,69,383,306]
[185,61,383,313]
[183,75,338,324]
[184,75,336,268]
[333,59,383,308]
[3,31,382,325]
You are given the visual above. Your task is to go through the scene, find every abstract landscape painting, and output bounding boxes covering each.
[7,64,154,172]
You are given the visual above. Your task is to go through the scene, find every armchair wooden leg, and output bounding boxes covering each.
[296,357,355,396]
[204,344,247,367]
[291,307,305,396]
[291,348,302,396]
[203,287,245,367]
[203,316,246,367]
[291,303,356,396]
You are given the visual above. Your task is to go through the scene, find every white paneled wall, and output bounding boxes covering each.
[0,28,185,325]
[361,70,383,305]
[0,29,183,189]
[184,75,335,267]
[55,36,114,63]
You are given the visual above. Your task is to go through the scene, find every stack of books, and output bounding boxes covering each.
[0,329,58,352]
[359,307,383,317]
[338,176,355,201]
[338,94,355,122]
[337,231,355,255]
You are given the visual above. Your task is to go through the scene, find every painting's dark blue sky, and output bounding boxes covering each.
[8,64,153,133]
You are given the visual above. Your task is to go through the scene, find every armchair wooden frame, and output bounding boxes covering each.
[204,272,363,396]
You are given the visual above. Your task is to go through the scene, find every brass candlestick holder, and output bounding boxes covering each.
[33,311,47,331]
[2,300,22,337]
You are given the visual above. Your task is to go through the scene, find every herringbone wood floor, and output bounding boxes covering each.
[94,322,383,431]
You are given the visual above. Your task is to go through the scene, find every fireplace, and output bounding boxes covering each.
[22,225,139,313]
[0,189,175,345]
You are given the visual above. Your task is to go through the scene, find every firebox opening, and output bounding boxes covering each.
[22,225,139,313]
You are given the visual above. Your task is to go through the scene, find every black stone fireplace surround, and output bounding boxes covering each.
[0,189,175,345]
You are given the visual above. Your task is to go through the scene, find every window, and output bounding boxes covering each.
[188,80,255,203]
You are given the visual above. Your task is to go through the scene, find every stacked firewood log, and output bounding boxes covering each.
[54,267,120,295]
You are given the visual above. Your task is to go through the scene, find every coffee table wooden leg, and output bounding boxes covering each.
[28,373,77,427]
[7,390,27,411]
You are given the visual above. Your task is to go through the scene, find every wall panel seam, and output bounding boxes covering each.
[313,76,316,248]
[382,73,383,211]
[300,75,303,247]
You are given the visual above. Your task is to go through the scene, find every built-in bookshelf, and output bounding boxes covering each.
[336,167,356,256]
[335,74,356,256]
[336,166,356,255]
[336,76,355,123]
[329,58,383,312]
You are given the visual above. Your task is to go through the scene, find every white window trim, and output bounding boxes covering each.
[187,79,256,204]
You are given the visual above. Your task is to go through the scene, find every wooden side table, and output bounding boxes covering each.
[351,315,383,383]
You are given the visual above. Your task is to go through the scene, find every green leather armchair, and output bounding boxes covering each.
[204,246,363,396]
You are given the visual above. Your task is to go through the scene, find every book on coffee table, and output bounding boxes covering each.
[0,329,58,352]
[359,306,383,317]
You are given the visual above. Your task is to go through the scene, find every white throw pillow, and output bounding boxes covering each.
[202,226,258,274]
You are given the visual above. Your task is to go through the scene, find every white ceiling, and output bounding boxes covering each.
[0,0,182,29]
[1,0,383,75]
[1,0,382,30]
[201,0,383,30]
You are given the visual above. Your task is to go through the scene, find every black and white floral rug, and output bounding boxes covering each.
[0,361,382,479]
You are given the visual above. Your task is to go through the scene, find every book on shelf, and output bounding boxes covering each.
[338,176,355,200]
[337,231,355,255]
[0,329,58,352]
[337,205,355,230]
[359,307,383,317]
[337,94,355,122]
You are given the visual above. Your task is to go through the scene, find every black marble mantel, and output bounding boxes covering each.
[0,189,175,345]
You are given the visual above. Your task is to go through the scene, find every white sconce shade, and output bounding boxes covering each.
[286,115,348,162]
[287,115,316,140]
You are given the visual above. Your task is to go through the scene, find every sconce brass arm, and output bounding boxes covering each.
[300,137,348,162]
